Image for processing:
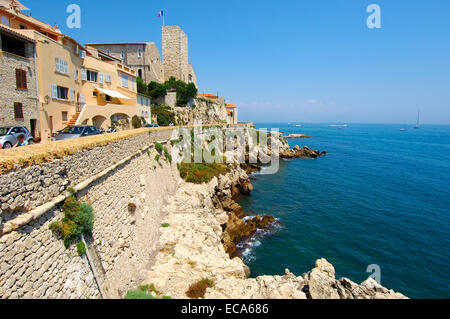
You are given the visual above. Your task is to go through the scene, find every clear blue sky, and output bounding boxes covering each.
[25,0,450,124]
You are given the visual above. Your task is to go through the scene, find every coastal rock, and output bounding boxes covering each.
[137,134,406,300]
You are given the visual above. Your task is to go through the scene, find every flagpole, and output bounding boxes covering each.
[163,9,165,26]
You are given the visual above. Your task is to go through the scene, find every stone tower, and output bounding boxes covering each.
[162,25,196,86]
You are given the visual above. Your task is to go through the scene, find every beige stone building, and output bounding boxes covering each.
[0,24,39,137]
[87,25,197,87]
[85,42,164,84]
[162,25,197,86]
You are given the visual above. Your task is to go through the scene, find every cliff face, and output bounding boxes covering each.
[139,159,407,299]
[174,97,228,125]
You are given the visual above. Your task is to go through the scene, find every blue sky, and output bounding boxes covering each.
[24,0,450,124]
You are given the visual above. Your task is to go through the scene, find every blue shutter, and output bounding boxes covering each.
[81,68,87,81]
[51,84,58,99]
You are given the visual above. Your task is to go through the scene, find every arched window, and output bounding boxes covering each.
[138,69,142,78]
[138,48,142,58]
[120,50,124,59]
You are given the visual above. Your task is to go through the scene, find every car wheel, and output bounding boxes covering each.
[3,142,13,149]
[28,139,34,145]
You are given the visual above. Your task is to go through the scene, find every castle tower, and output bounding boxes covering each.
[162,25,196,85]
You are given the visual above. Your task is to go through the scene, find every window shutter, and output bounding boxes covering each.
[70,89,75,102]
[14,103,24,119]
[74,69,78,81]
[99,73,104,84]
[21,70,27,89]
[80,93,85,104]
[51,84,58,99]
[81,68,87,81]
[15,69,21,89]
[64,60,68,73]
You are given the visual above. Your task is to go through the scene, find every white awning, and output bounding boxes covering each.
[95,87,132,100]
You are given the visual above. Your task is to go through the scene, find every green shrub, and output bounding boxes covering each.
[163,147,172,163]
[151,106,175,127]
[155,154,161,162]
[178,163,230,184]
[77,241,86,256]
[161,223,170,228]
[154,142,163,153]
[132,115,143,129]
[125,290,156,299]
[49,196,94,248]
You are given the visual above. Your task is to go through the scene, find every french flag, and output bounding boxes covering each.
[158,10,164,17]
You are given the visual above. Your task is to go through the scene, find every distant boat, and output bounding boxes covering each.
[400,128,406,132]
[295,124,302,127]
[413,110,420,129]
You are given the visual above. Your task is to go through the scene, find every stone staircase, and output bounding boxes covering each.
[66,111,81,127]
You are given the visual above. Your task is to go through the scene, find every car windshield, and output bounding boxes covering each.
[59,126,84,135]
[0,127,11,136]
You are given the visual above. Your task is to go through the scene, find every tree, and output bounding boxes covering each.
[137,77,148,95]
[132,115,143,128]
[151,105,175,127]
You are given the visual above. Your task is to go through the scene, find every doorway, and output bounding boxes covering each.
[30,119,37,138]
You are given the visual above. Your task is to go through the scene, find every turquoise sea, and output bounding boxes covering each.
[239,123,450,299]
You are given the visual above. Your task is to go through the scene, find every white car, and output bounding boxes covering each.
[0,126,35,149]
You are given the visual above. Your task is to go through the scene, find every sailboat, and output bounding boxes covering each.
[413,110,420,129]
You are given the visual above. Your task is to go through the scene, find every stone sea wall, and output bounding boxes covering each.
[0,129,174,224]
[0,128,178,299]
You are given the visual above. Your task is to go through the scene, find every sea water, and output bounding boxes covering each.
[239,123,450,299]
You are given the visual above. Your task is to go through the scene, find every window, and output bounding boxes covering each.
[138,69,142,78]
[87,70,98,82]
[120,50,124,59]
[74,69,78,81]
[105,74,112,83]
[121,73,128,88]
[1,34,26,57]
[51,84,69,100]
[19,25,27,30]
[1,16,9,26]
[15,69,27,90]
[57,86,68,100]
[62,112,68,122]
[14,103,24,119]
[104,94,112,102]
[132,77,136,90]
[106,49,110,55]
[138,48,142,58]
[55,57,68,73]
[93,91,98,97]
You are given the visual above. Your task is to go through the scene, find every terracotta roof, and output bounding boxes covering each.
[226,103,237,109]
[199,93,218,99]
[0,23,35,43]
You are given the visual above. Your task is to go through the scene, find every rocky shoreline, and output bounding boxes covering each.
[136,135,407,299]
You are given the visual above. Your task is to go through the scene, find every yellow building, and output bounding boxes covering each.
[1,2,85,140]
[75,46,140,130]
[1,1,142,136]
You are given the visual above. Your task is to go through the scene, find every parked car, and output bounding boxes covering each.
[52,126,101,141]
[145,124,160,128]
[0,126,35,149]
[107,127,117,133]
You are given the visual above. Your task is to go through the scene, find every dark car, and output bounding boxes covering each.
[52,126,101,141]
[1,126,35,149]
[145,124,160,128]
